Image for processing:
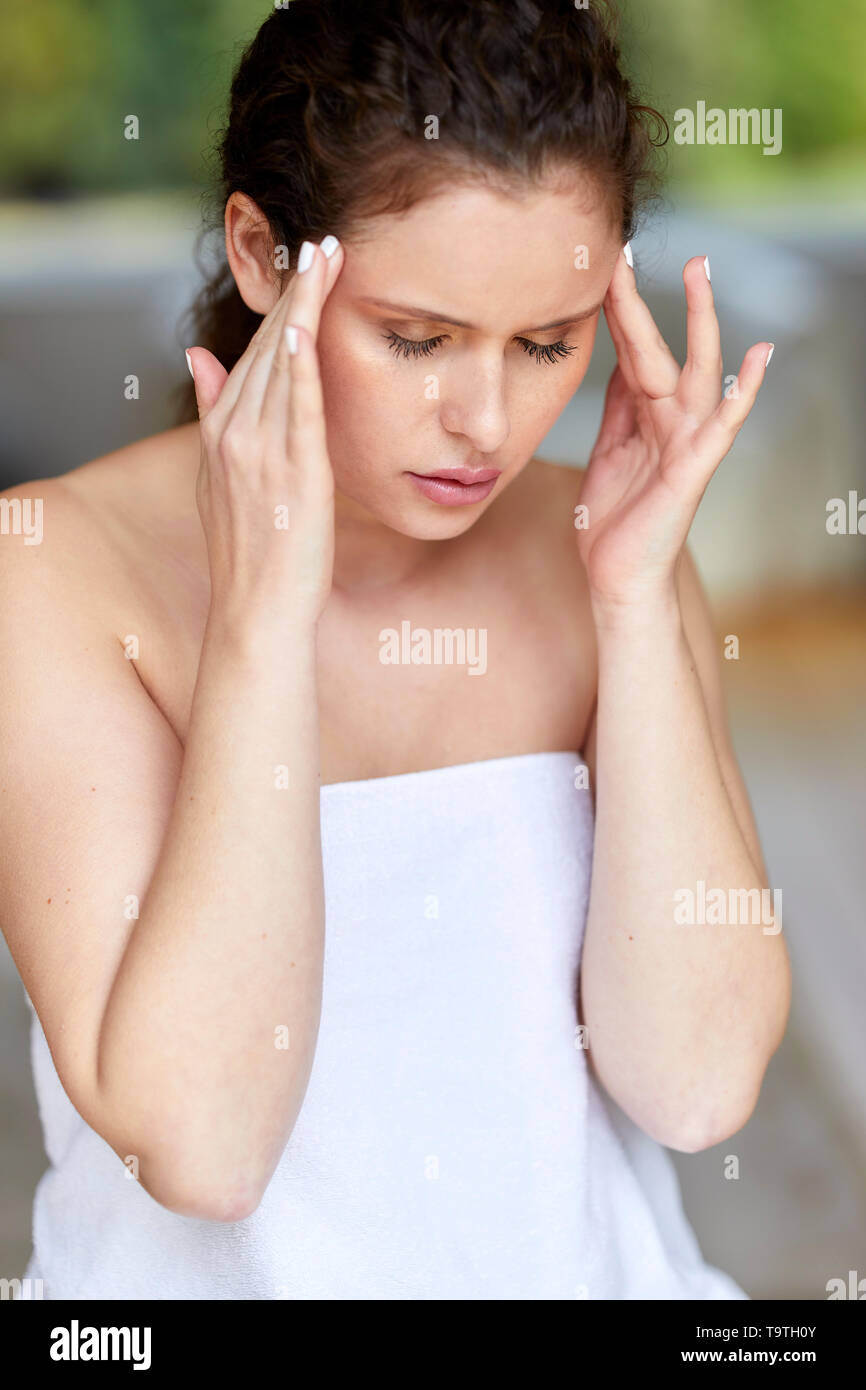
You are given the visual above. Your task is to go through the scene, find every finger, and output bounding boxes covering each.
[214,264,304,423]
[605,247,680,399]
[259,238,344,431]
[285,325,330,491]
[679,255,722,417]
[186,347,227,422]
[239,237,343,423]
[603,292,640,397]
[285,237,343,345]
[688,342,773,479]
[192,277,292,434]
[592,364,637,455]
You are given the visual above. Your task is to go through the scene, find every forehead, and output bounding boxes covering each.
[338,179,619,329]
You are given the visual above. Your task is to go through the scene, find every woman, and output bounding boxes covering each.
[2,0,789,1299]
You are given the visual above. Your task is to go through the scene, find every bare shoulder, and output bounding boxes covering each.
[0,422,201,627]
[49,421,200,541]
[0,471,105,621]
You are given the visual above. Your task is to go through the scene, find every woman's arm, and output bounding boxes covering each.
[580,548,789,1152]
[574,248,791,1152]
[0,535,320,1223]
[0,240,343,1222]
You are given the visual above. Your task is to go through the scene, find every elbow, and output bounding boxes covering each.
[662,1084,762,1155]
[137,1160,267,1224]
[146,1179,265,1225]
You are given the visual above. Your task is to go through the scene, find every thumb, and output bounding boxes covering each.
[185,347,228,420]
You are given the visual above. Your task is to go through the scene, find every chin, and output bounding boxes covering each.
[379,498,487,541]
[398,507,486,541]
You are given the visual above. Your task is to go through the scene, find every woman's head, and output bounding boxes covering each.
[176,0,666,540]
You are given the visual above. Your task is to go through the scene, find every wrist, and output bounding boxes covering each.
[205,598,321,658]
[590,585,683,641]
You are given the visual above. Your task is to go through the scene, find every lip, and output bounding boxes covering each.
[414,467,501,485]
[406,469,501,507]
[405,467,500,511]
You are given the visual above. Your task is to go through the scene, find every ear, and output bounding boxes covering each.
[224,191,282,316]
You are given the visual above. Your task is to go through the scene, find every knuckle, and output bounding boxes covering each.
[219,420,249,463]
[291,395,323,432]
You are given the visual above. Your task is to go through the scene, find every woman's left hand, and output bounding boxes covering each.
[575,247,773,618]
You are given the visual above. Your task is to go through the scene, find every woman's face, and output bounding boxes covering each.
[314,178,622,540]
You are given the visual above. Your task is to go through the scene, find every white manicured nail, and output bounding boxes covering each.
[297,241,315,273]
[764,343,774,367]
[185,349,194,379]
[703,255,711,282]
[286,325,299,356]
[320,235,340,259]
[623,242,634,268]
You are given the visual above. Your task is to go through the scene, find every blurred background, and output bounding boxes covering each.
[1,0,865,1299]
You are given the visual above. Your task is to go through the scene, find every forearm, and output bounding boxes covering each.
[97,607,324,1217]
[580,597,791,1151]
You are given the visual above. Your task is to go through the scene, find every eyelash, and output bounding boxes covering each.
[382,330,578,366]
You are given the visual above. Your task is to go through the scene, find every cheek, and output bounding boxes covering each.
[316,336,419,486]
[317,334,379,437]
[320,341,422,444]
[527,340,596,428]
[515,364,585,434]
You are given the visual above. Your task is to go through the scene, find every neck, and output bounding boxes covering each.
[332,485,449,597]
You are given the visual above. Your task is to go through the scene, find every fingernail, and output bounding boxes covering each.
[297,241,315,273]
[320,234,340,259]
[185,349,194,379]
[764,343,775,367]
[703,255,711,282]
[623,242,634,268]
[286,325,299,356]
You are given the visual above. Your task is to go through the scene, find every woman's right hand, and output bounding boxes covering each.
[187,237,344,630]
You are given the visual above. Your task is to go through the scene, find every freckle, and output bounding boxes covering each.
[47,898,51,904]
[91,786,95,791]
[628,935,633,940]
[261,933,267,940]
[290,961,295,967]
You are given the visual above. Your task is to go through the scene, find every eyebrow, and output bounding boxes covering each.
[359,296,604,333]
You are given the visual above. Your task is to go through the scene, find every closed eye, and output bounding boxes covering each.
[383,330,446,360]
[383,330,577,365]
[515,338,578,364]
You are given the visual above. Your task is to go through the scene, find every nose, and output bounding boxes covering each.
[438,357,510,455]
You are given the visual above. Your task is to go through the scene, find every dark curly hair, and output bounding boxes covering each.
[172,0,667,425]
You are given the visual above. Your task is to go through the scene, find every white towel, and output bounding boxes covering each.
[21,751,747,1299]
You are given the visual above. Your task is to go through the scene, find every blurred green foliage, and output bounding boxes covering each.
[0,0,262,195]
[1,0,864,198]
